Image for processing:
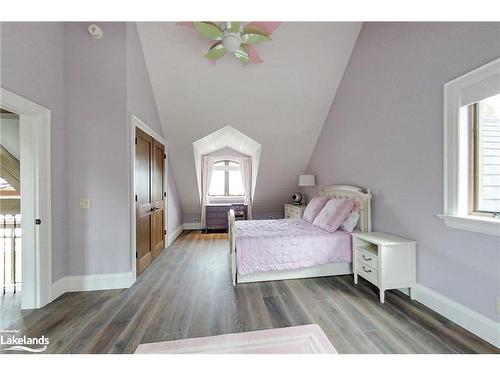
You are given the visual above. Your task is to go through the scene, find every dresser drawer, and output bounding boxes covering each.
[357,248,378,269]
[356,260,378,284]
[284,205,303,218]
[206,205,230,212]
[206,211,228,219]
[284,208,294,219]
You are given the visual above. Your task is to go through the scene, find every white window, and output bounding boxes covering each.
[468,94,500,215]
[209,160,244,197]
[441,58,500,236]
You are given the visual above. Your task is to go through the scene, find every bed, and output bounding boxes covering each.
[228,185,372,285]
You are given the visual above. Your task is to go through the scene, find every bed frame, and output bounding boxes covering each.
[228,185,372,286]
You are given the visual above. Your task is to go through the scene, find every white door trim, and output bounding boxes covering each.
[0,88,52,309]
[129,115,168,279]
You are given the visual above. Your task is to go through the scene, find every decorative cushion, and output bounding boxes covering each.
[312,198,355,233]
[340,210,360,233]
[302,196,330,223]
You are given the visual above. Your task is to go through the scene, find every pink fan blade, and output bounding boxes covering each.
[245,22,281,35]
[244,44,264,64]
[176,22,194,28]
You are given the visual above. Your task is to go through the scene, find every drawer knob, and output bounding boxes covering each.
[362,254,372,261]
[362,266,372,273]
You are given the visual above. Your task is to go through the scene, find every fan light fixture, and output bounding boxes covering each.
[178,21,281,65]
[222,32,242,52]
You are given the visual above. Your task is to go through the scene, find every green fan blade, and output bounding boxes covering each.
[193,22,223,40]
[226,22,240,33]
[205,43,226,60]
[243,25,268,36]
[234,46,249,65]
[241,33,271,44]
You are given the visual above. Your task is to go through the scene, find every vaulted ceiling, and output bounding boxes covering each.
[137,22,362,220]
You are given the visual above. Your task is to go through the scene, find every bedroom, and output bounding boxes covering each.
[1,0,499,371]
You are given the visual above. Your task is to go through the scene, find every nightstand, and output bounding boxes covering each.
[351,232,416,303]
[284,203,305,219]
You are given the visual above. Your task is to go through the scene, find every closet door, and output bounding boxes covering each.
[151,139,165,259]
[135,128,153,275]
[135,127,167,275]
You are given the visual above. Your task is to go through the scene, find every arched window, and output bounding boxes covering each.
[209,160,244,196]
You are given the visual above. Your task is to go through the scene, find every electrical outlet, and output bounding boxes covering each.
[80,198,91,209]
[193,218,198,222]
[496,298,500,314]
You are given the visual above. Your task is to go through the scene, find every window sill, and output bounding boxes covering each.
[437,214,500,237]
[209,196,244,204]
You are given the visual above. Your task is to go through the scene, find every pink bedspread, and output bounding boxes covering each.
[235,219,352,275]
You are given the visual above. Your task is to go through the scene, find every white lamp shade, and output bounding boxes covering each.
[298,174,315,187]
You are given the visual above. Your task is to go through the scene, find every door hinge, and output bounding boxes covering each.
[135,194,138,202]
[35,218,42,225]
[164,230,166,235]
[135,251,138,259]
[163,154,166,160]
[163,192,166,198]
[135,137,137,145]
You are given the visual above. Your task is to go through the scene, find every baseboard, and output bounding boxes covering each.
[167,225,184,246]
[51,272,135,301]
[413,283,500,348]
[183,222,202,230]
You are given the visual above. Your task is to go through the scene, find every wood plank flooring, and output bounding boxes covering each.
[1,231,498,354]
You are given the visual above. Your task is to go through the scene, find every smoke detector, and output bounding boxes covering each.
[88,24,103,39]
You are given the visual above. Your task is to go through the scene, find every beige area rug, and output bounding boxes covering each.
[135,324,336,354]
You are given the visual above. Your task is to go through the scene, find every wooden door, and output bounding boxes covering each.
[135,127,166,275]
[151,140,165,259]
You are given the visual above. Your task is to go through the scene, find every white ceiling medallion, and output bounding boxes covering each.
[88,24,104,39]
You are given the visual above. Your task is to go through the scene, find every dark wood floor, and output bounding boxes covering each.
[1,231,498,354]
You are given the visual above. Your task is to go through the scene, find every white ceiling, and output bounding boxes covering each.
[137,22,362,219]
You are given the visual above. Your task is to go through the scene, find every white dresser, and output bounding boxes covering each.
[284,203,305,219]
[351,232,416,303]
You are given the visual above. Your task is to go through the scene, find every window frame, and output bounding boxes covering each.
[440,58,500,237]
[208,160,244,197]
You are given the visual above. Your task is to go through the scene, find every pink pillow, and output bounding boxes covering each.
[302,196,330,223]
[312,198,355,232]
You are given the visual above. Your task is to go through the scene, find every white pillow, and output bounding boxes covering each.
[340,210,360,233]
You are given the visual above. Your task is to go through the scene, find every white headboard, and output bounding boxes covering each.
[319,185,372,232]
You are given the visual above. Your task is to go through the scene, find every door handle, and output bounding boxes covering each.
[150,207,158,212]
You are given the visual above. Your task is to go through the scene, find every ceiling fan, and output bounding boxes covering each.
[178,22,280,65]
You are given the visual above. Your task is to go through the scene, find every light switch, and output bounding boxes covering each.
[80,198,91,209]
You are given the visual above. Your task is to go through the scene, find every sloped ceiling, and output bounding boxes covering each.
[137,22,362,220]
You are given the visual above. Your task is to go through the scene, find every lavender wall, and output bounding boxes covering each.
[0,22,68,281]
[167,166,183,234]
[64,23,129,275]
[307,22,500,321]
[1,22,183,281]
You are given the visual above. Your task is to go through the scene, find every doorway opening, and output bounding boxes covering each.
[0,109,22,320]
[0,88,52,311]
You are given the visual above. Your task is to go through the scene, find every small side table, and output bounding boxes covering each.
[351,232,416,303]
[284,203,305,219]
